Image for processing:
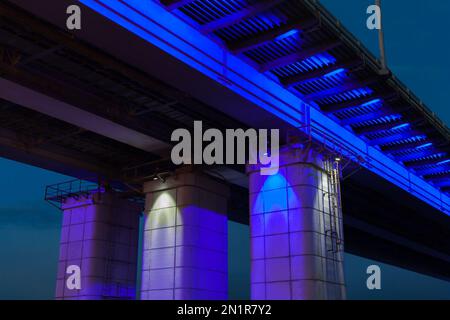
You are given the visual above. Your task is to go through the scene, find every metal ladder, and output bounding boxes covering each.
[324,158,343,254]
[323,158,344,298]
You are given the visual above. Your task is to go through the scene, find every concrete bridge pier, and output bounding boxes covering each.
[55,192,141,300]
[247,147,346,300]
[141,169,229,300]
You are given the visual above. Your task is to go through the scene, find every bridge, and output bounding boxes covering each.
[1,0,449,299]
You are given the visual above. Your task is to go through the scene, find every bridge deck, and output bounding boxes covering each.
[72,0,449,213]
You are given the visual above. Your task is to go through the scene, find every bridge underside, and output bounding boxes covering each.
[3,99,450,282]
[1,0,450,289]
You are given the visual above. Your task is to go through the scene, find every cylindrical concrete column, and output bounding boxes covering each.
[141,169,229,300]
[247,146,346,300]
[55,192,141,300]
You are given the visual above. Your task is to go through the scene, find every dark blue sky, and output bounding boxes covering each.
[0,158,68,299]
[1,0,450,299]
[321,0,450,126]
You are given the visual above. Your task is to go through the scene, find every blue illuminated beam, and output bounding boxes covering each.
[417,142,434,149]
[160,0,196,11]
[438,159,450,166]
[341,107,411,126]
[306,76,383,101]
[201,0,285,34]
[432,179,450,188]
[229,18,318,54]
[282,60,361,88]
[368,129,428,146]
[259,40,341,72]
[404,156,450,169]
[321,92,397,113]
[394,149,441,163]
[424,172,450,181]
[354,119,418,136]
[381,138,432,152]
[414,164,450,177]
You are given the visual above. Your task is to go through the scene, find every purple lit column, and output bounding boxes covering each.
[55,192,140,300]
[141,170,229,300]
[248,147,346,300]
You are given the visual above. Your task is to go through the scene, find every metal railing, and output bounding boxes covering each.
[45,179,104,209]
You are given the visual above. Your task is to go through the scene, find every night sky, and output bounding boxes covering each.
[1,0,450,299]
[321,0,450,125]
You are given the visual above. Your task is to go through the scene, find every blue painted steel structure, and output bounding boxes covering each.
[78,0,450,214]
